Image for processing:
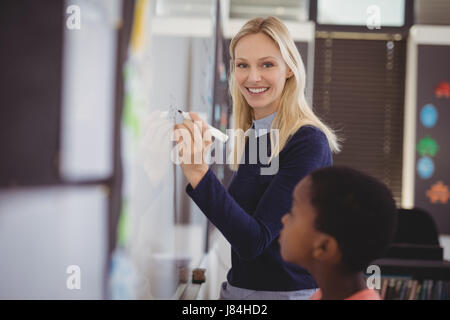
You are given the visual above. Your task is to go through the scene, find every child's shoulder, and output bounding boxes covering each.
[309,289,381,300]
[346,289,381,300]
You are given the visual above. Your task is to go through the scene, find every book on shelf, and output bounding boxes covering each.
[399,279,408,300]
[379,277,449,300]
[415,283,422,300]
[380,278,389,299]
[408,280,418,300]
[420,280,427,300]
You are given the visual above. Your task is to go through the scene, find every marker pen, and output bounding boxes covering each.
[177,109,228,143]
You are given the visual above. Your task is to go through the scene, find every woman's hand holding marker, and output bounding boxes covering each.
[174,111,212,188]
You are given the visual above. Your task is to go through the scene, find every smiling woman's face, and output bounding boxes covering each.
[234,32,293,120]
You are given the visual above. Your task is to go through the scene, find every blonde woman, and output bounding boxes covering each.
[174,16,340,299]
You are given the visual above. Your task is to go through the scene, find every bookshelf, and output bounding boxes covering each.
[370,243,450,299]
[373,258,450,281]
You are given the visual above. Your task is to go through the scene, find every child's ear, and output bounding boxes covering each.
[312,234,341,264]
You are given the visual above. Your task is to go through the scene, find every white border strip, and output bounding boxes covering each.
[151,17,213,37]
[306,23,316,106]
[224,18,315,42]
[410,25,450,46]
[401,27,418,209]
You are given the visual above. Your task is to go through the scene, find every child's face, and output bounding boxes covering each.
[233,32,293,118]
[279,176,320,268]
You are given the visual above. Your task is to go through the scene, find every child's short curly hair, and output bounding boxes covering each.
[309,166,398,272]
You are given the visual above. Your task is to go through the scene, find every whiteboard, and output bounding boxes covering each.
[109,0,218,299]
[0,186,107,299]
[60,0,122,181]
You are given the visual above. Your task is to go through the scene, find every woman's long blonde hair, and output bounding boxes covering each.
[228,16,341,171]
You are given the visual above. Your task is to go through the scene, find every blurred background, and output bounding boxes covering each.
[0,0,449,299]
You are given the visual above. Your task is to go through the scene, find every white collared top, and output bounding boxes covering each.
[246,111,277,138]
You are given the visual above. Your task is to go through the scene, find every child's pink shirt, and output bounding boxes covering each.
[309,288,381,300]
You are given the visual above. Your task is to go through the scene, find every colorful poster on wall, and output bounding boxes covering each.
[414,44,450,234]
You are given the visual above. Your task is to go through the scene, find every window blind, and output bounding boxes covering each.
[312,33,407,205]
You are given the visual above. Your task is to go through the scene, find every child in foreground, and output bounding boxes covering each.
[279,166,397,300]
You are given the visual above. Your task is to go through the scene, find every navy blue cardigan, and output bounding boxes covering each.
[186,125,332,291]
